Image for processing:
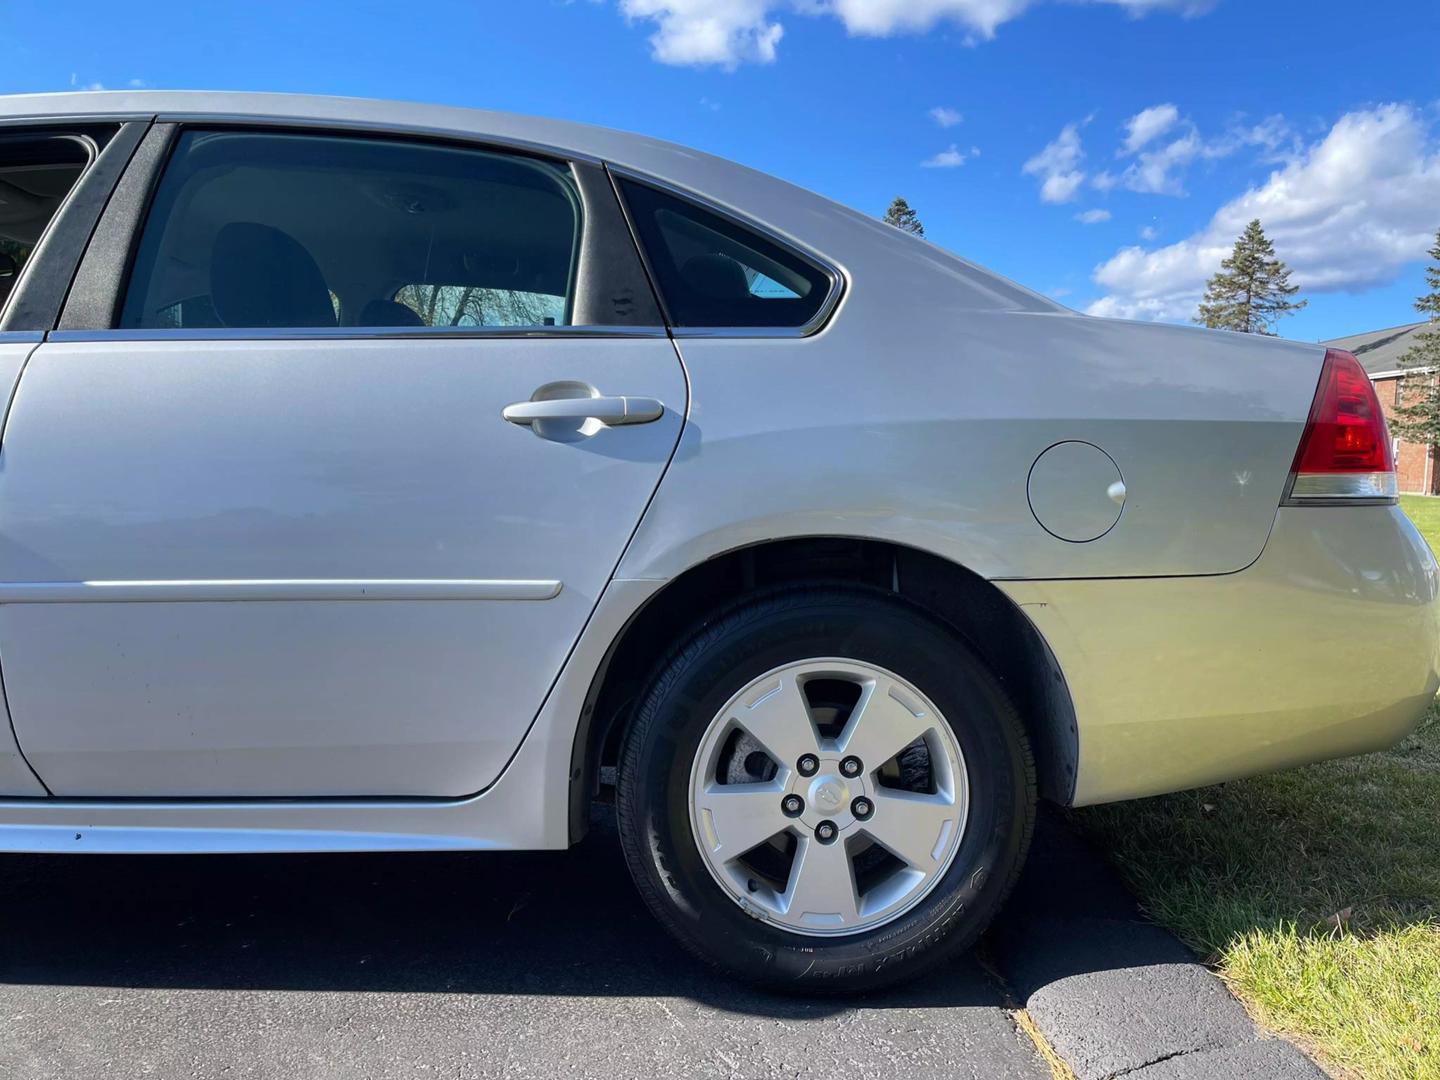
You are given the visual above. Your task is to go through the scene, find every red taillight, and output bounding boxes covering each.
[1287,348,1397,501]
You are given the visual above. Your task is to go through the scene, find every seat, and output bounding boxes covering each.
[682,253,751,302]
[209,222,337,329]
[359,299,426,328]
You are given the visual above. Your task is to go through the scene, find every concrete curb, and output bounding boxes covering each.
[988,810,1327,1080]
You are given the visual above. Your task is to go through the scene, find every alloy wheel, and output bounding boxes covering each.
[687,658,969,936]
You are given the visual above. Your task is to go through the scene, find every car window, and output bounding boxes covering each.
[121,130,582,331]
[393,283,565,328]
[617,178,832,329]
[0,134,94,318]
[153,290,342,328]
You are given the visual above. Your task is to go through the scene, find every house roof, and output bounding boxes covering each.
[1323,321,1432,376]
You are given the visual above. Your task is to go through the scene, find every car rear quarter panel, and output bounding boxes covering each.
[617,259,1326,584]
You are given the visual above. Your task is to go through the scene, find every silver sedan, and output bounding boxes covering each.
[0,91,1433,990]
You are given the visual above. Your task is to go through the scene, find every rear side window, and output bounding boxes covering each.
[121,130,581,330]
[0,134,93,317]
[392,283,565,328]
[617,178,833,330]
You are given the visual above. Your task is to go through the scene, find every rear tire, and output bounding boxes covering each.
[616,586,1035,991]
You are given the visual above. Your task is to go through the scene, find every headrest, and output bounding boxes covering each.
[681,253,752,301]
[210,222,337,329]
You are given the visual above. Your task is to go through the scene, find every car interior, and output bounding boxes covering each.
[0,135,91,315]
[120,130,583,330]
[617,178,828,328]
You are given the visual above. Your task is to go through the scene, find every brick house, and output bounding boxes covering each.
[1323,322,1437,496]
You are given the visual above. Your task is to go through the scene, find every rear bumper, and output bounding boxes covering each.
[998,505,1440,806]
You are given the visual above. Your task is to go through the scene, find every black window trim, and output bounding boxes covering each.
[0,120,150,333]
[57,119,665,339]
[606,164,846,340]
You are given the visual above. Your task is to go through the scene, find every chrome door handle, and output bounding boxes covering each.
[502,395,664,426]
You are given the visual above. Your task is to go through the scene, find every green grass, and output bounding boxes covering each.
[1403,495,1440,547]
[1077,497,1440,1080]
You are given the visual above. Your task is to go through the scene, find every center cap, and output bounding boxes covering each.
[808,774,852,816]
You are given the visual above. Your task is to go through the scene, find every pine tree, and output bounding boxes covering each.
[1195,219,1306,334]
[1387,230,1440,443]
[883,197,925,237]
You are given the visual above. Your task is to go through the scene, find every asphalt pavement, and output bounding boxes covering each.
[0,810,1048,1079]
[0,808,1322,1079]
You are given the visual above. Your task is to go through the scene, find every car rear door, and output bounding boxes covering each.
[0,121,685,797]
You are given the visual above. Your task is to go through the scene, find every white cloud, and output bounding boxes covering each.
[1122,129,1204,194]
[922,144,967,168]
[1224,114,1295,158]
[1122,103,1179,153]
[1139,224,1159,240]
[1087,104,1440,322]
[1075,208,1112,224]
[1023,122,1086,203]
[823,0,1033,39]
[617,0,1211,67]
[1113,112,1297,197]
[620,0,784,67]
[930,105,963,128]
[1099,0,1216,13]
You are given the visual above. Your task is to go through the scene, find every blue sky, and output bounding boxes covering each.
[8,0,1439,341]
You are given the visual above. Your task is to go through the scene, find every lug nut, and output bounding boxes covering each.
[852,797,873,820]
[781,794,804,817]
[815,821,838,843]
[840,756,863,778]
[797,754,820,777]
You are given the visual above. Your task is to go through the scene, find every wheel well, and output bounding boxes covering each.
[568,538,1078,840]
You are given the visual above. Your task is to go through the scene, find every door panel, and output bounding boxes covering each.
[0,338,46,795]
[0,336,684,796]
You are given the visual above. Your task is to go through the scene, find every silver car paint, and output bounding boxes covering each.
[0,337,685,796]
[0,507,1433,853]
[618,316,1323,583]
[0,337,46,796]
[0,577,664,850]
[0,92,1431,846]
[1003,504,1440,805]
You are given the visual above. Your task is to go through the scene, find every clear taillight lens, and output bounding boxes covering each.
[1286,348,1397,502]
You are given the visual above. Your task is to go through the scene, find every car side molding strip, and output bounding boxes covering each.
[0,579,563,603]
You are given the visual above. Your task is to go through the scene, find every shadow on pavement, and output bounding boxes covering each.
[0,807,1051,1019]
[0,803,1188,1022]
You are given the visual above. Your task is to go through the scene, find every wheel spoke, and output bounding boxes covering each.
[731,672,820,769]
[863,790,960,872]
[689,658,971,938]
[782,836,860,926]
[836,677,934,769]
[693,782,789,864]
